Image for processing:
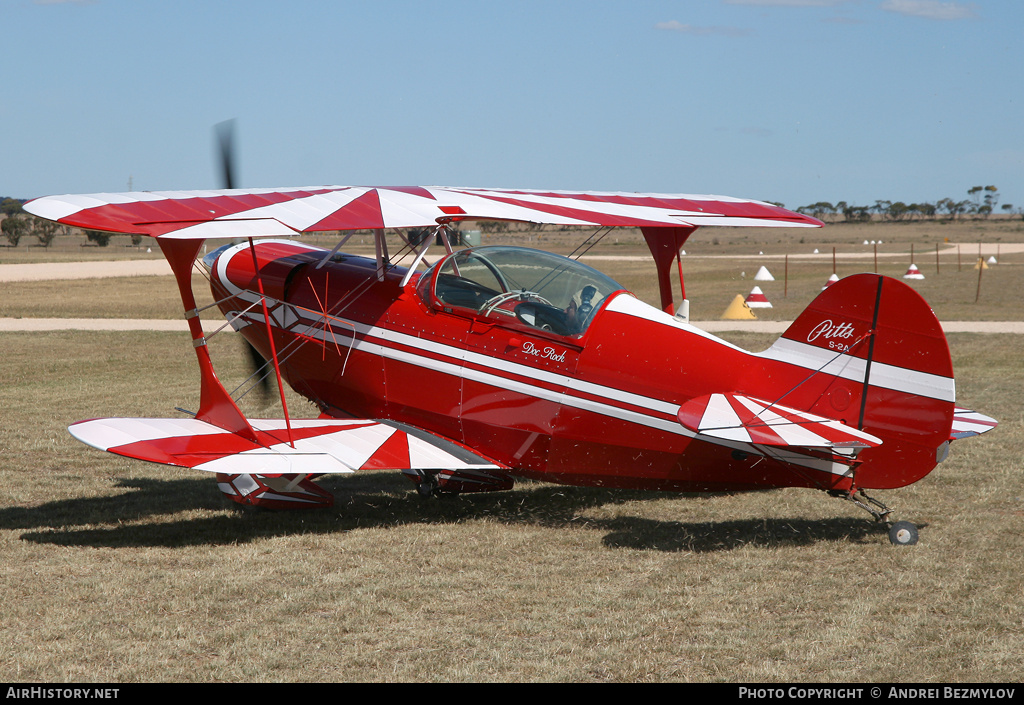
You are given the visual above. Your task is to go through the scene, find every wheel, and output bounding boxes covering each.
[888,521,919,546]
[416,474,438,499]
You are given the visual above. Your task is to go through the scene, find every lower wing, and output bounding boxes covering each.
[69,416,507,476]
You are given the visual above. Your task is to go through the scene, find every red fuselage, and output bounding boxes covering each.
[209,240,951,494]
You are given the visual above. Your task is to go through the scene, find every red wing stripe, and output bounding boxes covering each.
[50,189,340,236]
[307,189,387,231]
[694,394,752,444]
[360,431,411,470]
[734,395,880,447]
[727,396,790,446]
[456,191,692,228]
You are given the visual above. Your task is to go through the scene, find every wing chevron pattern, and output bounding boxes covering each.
[69,417,507,476]
[26,186,823,239]
[677,393,883,451]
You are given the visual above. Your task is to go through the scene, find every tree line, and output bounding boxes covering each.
[1,197,129,247]
[795,186,1016,223]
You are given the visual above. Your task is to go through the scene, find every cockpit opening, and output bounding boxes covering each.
[418,246,626,336]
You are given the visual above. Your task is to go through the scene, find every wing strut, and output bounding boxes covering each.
[158,238,258,443]
[640,226,696,319]
[247,237,295,448]
[373,229,389,281]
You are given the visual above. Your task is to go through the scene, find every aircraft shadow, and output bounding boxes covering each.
[599,516,883,552]
[6,474,886,551]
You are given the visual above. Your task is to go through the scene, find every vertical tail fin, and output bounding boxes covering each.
[758,273,955,489]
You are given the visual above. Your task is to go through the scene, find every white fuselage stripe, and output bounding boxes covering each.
[755,338,955,402]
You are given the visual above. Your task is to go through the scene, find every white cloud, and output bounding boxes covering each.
[655,21,751,37]
[879,0,978,20]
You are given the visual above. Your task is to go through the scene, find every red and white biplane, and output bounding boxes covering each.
[26,183,997,545]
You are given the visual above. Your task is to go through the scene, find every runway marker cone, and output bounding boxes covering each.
[722,294,756,320]
[986,255,997,265]
[753,265,774,281]
[974,258,989,270]
[822,273,839,290]
[745,286,772,308]
[903,263,924,279]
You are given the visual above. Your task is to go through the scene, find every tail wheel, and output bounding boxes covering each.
[888,521,919,546]
[833,489,919,546]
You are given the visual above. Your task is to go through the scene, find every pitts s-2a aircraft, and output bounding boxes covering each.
[26,184,997,545]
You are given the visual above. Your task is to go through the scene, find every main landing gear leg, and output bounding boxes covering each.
[411,470,457,499]
[416,471,440,499]
[832,488,920,546]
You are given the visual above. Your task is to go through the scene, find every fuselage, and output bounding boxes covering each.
[207,239,944,494]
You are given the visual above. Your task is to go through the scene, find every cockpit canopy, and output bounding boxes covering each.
[419,246,627,336]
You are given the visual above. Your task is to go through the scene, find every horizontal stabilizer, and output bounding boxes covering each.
[677,393,883,453]
[950,407,998,440]
[69,417,507,476]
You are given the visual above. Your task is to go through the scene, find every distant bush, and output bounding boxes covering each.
[33,218,64,247]
[2,214,31,246]
[85,230,112,247]
[1,197,25,217]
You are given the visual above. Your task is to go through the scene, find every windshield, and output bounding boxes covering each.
[423,246,626,336]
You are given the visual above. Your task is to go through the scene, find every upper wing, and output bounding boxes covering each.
[24,186,822,240]
[69,416,508,475]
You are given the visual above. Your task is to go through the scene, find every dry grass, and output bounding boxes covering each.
[0,334,1020,682]
[0,274,212,320]
[3,219,1021,322]
[0,223,1021,683]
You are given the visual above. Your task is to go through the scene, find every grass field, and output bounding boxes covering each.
[0,222,1021,683]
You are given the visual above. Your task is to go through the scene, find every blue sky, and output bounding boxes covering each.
[4,0,1021,212]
